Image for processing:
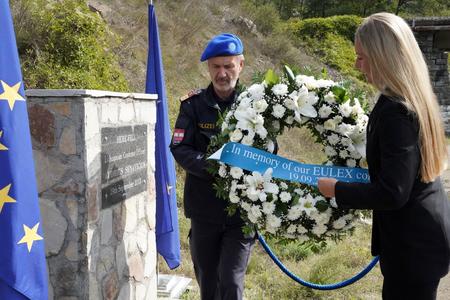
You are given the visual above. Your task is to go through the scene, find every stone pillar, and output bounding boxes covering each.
[410,17,450,134]
[26,89,158,300]
[414,31,450,133]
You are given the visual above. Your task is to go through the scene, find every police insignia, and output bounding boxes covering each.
[180,89,202,102]
[172,128,185,145]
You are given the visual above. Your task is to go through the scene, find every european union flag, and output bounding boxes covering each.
[145,4,181,269]
[0,1,49,299]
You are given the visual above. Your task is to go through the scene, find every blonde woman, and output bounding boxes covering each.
[318,12,450,299]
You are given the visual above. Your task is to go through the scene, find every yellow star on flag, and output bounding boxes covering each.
[17,223,44,252]
[0,183,16,213]
[0,80,25,111]
[0,131,8,151]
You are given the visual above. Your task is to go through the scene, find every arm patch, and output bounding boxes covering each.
[180,89,202,102]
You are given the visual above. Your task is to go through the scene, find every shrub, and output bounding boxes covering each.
[241,1,281,34]
[13,0,129,91]
[283,15,363,80]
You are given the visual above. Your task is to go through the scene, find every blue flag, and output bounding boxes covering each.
[145,4,181,269]
[0,1,49,299]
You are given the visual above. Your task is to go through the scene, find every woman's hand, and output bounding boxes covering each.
[317,178,337,198]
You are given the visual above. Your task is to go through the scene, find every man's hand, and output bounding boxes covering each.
[317,178,337,198]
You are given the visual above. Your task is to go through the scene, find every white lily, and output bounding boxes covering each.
[245,169,279,201]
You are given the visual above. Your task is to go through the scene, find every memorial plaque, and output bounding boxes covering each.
[101,125,148,208]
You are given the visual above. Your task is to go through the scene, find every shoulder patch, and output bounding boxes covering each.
[180,89,202,102]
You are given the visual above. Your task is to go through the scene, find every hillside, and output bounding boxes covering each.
[87,0,328,123]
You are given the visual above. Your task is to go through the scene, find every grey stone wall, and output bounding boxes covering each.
[26,89,158,300]
[410,18,450,133]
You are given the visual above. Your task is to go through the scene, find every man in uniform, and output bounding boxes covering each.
[170,33,255,300]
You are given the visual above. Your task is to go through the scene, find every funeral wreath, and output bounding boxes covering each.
[208,66,370,243]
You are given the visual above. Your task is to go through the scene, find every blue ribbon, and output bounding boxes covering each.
[209,142,370,186]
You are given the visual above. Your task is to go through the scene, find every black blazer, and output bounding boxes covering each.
[335,94,450,281]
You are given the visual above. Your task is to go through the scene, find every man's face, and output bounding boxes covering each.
[207,55,244,99]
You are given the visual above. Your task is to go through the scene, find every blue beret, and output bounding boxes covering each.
[200,33,243,62]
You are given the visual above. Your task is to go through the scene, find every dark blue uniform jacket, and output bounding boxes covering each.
[170,83,243,225]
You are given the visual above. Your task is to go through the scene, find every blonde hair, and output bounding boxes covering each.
[356,12,447,182]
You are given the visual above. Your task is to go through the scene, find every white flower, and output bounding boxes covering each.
[230,129,243,142]
[298,194,317,216]
[324,146,337,157]
[221,121,229,132]
[296,86,318,117]
[230,192,240,203]
[248,205,263,223]
[333,217,347,230]
[234,107,265,135]
[271,120,280,132]
[352,98,365,116]
[248,83,265,100]
[324,91,336,104]
[323,119,336,131]
[327,133,340,145]
[259,192,267,202]
[230,167,244,179]
[297,235,309,243]
[319,105,333,118]
[241,130,255,146]
[346,159,356,168]
[339,101,352,118]
[297,225,308,234]
[272,83,288,96]
[241,202,251,212]
[266,140,275,153]
[287,224,297,234]
[287,205,302,221]
[280,182,288,190]
[312,224,327,236]
[262,201,276,214]
[316,79,335,88]
[337,123,355,136]
[218,164,227,178]
[315,124,324,133]
[295,74,317,89]
[284,98,297,110]
[245,169,279,201]
[329,197,338,208]
[238,96,253,109]
[285,115,294,124]
[253,99,269,113]
[266,214,282,231]
[279,192,292,203]
[272,104,286,119]
[339,149,349,159]
[294,188,304,196]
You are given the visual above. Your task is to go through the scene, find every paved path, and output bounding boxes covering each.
[437,147,450,299]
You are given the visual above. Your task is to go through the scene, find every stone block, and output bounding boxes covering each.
[48,102,71,117]
[101,208,113,245]
[59,126,77,155]
[128,253,144,282]
[119,102,136,123]
[102,271,119,300]
[124,197,138,233]
[101,102,119,124]
[84,101,99,140]
[136,222,148,253]
[29,104,56,148]
[40,198,68,256]
[34,150,67,193]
